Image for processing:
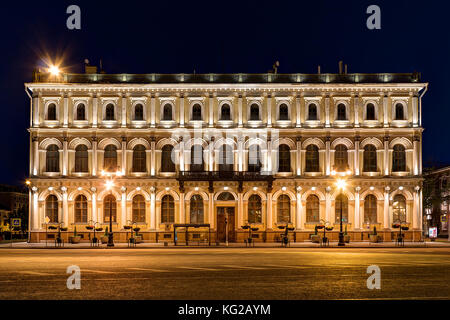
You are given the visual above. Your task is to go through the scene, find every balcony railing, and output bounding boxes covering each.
[177,171,274,182]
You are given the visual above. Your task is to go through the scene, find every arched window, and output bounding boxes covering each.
[162,104,173,121]
[279,103,289,121]
[364,194,377,224]
[75,145,88,173]
[47,103,57,120]
[308,104,318,121]
[250,104,260,121]
[104,145,117,171]
[161,195,174,223]
[395,103,404,120]
[306,195,319,223]
[45,195,58,223]
[217,192,235,201]
[248,194,262,223]
[337,103,347,121]
[190,195,204,224]
[335,194,348,223]
[134,104,144,121]
[392,144,406,172]
[74,195,87,223]
[363,145,377,172]
[105,104,115,120]
[366,103,376,120]
[132,195,146,222]
[277,194,290,223]
[132,145,146,172]
[220,104,231,121]
[219,144,233,171]
[103,194,116,223]
[161,145,175,172]
[46,144,60,172]
[192,104,202,121]
[190,145,204,172]
[248,145,262,172]
[305,145,319,172]
[76,104,86,120]
[278,144,291,173]
[334,144,348,171]
[393,194,406,222]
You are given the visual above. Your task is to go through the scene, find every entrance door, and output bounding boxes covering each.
[217,207,236,242]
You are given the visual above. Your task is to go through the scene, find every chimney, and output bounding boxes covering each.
[318,65,321,74]
[344,64,348,74]
[339,61,343,74]
[84,59,98,74]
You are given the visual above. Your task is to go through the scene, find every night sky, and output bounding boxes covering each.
[0,0,447,186]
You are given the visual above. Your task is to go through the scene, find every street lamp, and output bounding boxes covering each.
[101,170,122,247]
[332,170,350,247]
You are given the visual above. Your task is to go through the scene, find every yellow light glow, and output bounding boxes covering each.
[25,180,31,185]
[346,170,352,175]
[336,179,346,190]
[105,180,114,190]
[48,65,60,75]
[116,171,122,177]
[331,170,336,176]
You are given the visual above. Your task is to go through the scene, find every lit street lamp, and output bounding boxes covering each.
[332,169,351,247]
[101,170,122,247]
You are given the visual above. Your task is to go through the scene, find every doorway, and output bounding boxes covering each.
[216,207,236,242]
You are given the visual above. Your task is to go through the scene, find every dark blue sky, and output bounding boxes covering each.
[0,0,446,185]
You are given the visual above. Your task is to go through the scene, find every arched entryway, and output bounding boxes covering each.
[215,192,236,243]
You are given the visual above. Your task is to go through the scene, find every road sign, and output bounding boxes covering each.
[44,216,50,224]
[11,218,21,227]
[441,215,447,223]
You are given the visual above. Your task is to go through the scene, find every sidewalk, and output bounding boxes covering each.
[1,240,449,249]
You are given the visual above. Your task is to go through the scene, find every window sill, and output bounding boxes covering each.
[43,120,60,128]
[43,172,61,177]
[72,172,89,177]
[391,120,409,127]
[362,172,380,177]
[72,120,89,127]
[131,120,147,128]
[303,172,322,177]
[275,172,293,177]
[130,172,148,177]
[391,171,410,177]
[304,120,321,127]
[159,172,176,177]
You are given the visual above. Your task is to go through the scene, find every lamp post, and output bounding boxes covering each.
[332,169,351,247]
[101,170,122,248]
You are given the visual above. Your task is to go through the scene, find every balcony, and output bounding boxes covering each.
[177,171,274,182]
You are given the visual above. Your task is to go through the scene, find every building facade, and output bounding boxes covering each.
[26,71,427,243]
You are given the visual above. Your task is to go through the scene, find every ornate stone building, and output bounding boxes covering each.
[26,70,427,242]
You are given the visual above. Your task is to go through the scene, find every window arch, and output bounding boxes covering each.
[76,104,86,120]
[335,194,348,223]
[395,103,405,120]
[366,103,376,120]
[134,104,144,121]
[132,145,146,172]
[192,104,202,121]
[306,195,319,223]
[190,194,204,224]
[74,195,88,223]
[248,145,262,172]
[364,194,377,224]
[190,145,204,172]
[46,144,60,172]
[161,145,175,172]
[336,103,347,121]
[279,103,289,121]
[217,192,235,201]
[249,104,260,121]
[105,104,115,120]
[392,144,406,172]
[219,144,233,171]
[104,145,117,171]
[307,104,318,121]
[47,103,57,120]
[162,104,173,121]
[161,195,174,223]
[132,195,146,222]
[277,194,290,223]
[220,104,231,121]
[75,145,89,173]
[363,145,377,172]
[103,194,116,223]
[305,145,319,172]
[248,194,262,223]
[334,145,348,171]
[278,144,291,173]
[393,194,406,222]
[45,195,58,223]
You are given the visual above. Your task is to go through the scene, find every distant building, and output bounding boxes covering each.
[423,166,450,237]
[0,185,29,231]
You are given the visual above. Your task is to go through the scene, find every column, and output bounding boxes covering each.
[209,94,214,127]
[150,94,156,127]
[412,93,418,127]
[238,137,244,172]
[325,187,331,222]
[325,137,331,175]
[238,192,243,228]
[33,93,40,127]
[32,187,39,230]
[384,136,389,176]
[384,186,390,229]
[62,137,68,176]
[267,94,272,127]
[92,137,97,176]
[354,95,359,127]
[413,187,420,229]
[150,188,156,229]
[33,137,39,175]
[121,93,127,127]
[63,93,69,127]
[208,193,214,228]
[238,95,243,127]
[383,94,389,127]
[296,137,302,176]
[296,95,301,127]
[325,95,330,127]
[266,192,273,229]
[296,188,303,230]
[121,187,126,228]
[354,187,361,229]
[179,137,185,171]
[354,136,360,175]
[208,137,214,171]
[179,193,185,223]
[121,137,127,175]
[179,94,184,127]
[91,188,97,222]
[150,137,156,176]
[267,138,272,173]
[413,136,419,175]
[92,94,98,128]
[62,187,68,227]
